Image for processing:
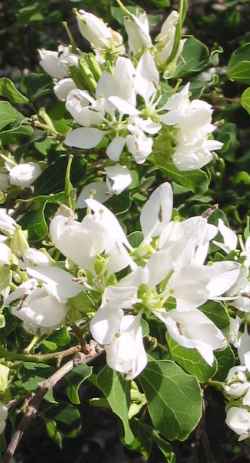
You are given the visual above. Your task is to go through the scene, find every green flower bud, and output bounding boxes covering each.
[10,226,29,258]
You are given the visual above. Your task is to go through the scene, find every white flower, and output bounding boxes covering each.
[105,314,147,379]
[126,127,153,164]
[213,219,238,253]
[224,366,249,399]
[105,165,132,195]
[0,209,16,234]
[162,84,223,170]
[23,248,51,266]
[77,182,111,208]
[156,308,226,365]
[76,10,123,52]
[9,162,42,188]
[140,182,173,240]
[0,403,8,434]
[155,11,185,66]
[54,78,76,101]
[226,407,250,441]
[66,89,104,127]
[50,202,133,273]
[172,136,223,171]
[26,264,82,302]
[227,267,250,313]
[39,46,78,79]
[96,56,136,108]
[12,287,68,333]
[124,11,152,55]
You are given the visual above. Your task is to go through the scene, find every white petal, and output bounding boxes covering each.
[108,96,138,116]
[140,182,173,239]
[26,265,82,302]
[106,136,126,161]
[90,303,124,345]
[77,182,111,208]
[65,128,105,149]
[54,78,76,101]
[105,164,132,195]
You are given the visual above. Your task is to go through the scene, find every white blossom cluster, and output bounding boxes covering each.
[38,5,222,197]
[0,161,41,192]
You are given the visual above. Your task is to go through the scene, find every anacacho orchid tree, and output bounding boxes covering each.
[1,1,250,461]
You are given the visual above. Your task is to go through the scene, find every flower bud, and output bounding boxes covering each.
[224,366,249,398]
[124,11,152,55]
[39,46,78,79]
[9,162,42,189]
[76,10,123,52]
[0,365,9,393]
[10,227,29,258]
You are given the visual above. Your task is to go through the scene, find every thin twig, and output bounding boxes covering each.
[0,344,81,363]
[2,349,103,463]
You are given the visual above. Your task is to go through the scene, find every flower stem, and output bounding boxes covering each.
[24,335,40,354]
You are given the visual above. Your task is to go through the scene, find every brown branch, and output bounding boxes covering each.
[2,348,103,463]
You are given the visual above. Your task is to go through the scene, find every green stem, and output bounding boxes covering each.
[24,335,40,354]
[115,0,131,16]
[0,345,81,363]
[63,21,77,53]
[164,0,188,68]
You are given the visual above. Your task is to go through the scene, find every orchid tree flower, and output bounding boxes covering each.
[6,263,82,333]
[226,407,250,441]
[155,11,185,67]
[123,10,152,55]
[155,309,226,366]
[76,10,124,55]
[0,209,17,235]
[224,366,250,399]
[39,46,78,79]
[105,314,147,380]
[54,78,76,101]
[8,162,42,189]
[213,219,238,254]
[50,201,134,273]
[161,83,223,170]
[105,165,133,195]
[0,236,11,265]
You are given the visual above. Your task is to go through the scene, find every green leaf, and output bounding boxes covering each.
[153,432,176,463]
[54,404,80,425]
[241,87,250,114]
[174,37,209,77]
[19,192,65,241]
[0,78,29,104]
[167,337,217,383]
[140,360,202,441]
[0,101,25,131]
[228,43,250,83]
[65,155,75,209]
[65,364,92,405]
[34,156,86,196]
[96,366,135,445]
[201,301,230,330]
[46,420,63,448]
[214,346,235,381]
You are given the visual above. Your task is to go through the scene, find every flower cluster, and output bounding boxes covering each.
[2,183,241,382]
[38,4,222,194]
